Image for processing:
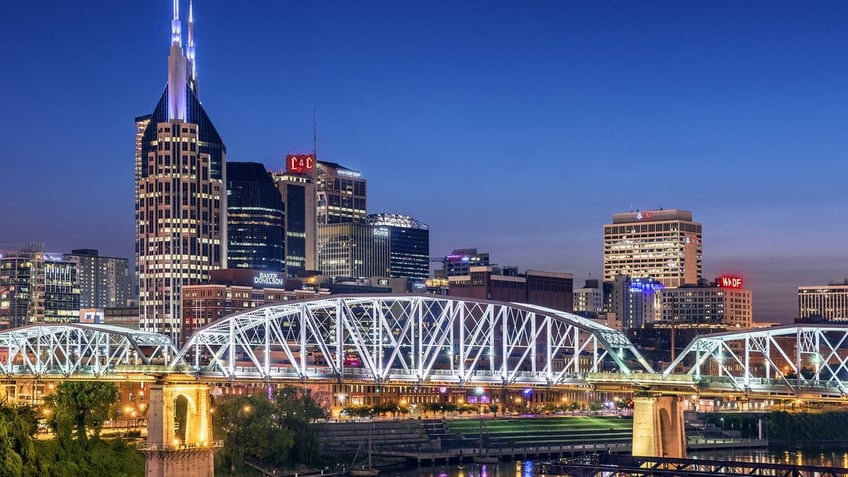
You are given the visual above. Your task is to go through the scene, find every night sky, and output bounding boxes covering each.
[1,1,847,323]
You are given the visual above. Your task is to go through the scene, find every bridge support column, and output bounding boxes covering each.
[631,394,686,458]
[145,378,219,477]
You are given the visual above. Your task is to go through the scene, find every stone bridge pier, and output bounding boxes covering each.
[145,376,218,477]
[631,394,686,458]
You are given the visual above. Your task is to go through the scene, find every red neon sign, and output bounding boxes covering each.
[286,154,315,174]
[717,276,743,288]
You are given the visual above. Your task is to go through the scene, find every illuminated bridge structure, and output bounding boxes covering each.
[0,297,847,463]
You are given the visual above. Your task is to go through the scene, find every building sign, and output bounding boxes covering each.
[254,272,285,287]
[717,276,743,288]
[286,154,315,174]
[373,227,389,238]
[377,278,389,286]
[635,211,654,221]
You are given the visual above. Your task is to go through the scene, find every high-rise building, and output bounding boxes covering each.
[273,154,318,277]
[573,279,603,314]
[135,2,226,340]
[439,248,490,278]
[226,162,285,272]
[798,280,848,323]
[65,249,132,308]
[0,245,80,328]
[656,277,752,328]
[316,161,367,224]
[316,222,390,279]
[603,209,702,288]
[448,266,574,312]
[367,213,430,282]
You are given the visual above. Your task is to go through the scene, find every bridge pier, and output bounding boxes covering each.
[144,377,218,477]
[631,394,686,458]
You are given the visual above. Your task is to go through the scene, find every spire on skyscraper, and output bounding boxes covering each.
[171,0,182,46]
[187,0,198,92]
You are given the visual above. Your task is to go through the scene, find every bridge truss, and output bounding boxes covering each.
[664,325,848,397]
[176,295,654,385]
[0,324,177,378]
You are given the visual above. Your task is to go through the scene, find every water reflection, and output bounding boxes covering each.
[387,449,848,477]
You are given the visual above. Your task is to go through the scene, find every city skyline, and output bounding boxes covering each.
[2,1,848,322]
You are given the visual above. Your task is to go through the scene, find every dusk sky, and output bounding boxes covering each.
[1,1,847,323]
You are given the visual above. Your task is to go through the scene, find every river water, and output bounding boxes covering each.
[382,448,848,477]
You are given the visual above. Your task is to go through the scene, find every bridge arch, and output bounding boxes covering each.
[175,295,653,385]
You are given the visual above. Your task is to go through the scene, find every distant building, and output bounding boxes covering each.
[272,155,318,277]
[316,222,390,279]
[65,249,132,308]
[437,248,490,278]
[0,245,80,327]
[316,161,366,224]
[367,213,430,282]
[798,280,848,323]
[448,266,573,312]
[606,275,664,329]
[603,209,702,288]
[573,279,603,314]
[226,162,285,272]
[656,276,752,328]
[181,269,318,343]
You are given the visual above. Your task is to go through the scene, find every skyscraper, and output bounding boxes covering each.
[66,249,132,308]
[366,213,430,282]
[316,222,390,279]
[603,209,702,288]
[135,1,226,340]
[226,162,285,272]
[273,154,318,277]
[316,161,367,224]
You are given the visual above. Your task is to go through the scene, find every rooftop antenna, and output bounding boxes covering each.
[312,108,318,159]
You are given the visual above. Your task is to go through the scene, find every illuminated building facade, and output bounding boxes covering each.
[573,279,603,314]
[603,209,702,288]
[798,281,848,322]
[657,277,752,328]
[316,223,390,279]
[273,154,318,277]
[366,213,430,282]
[181,269,319,343]
[448,266,574,312]
[65,249,132,308]
[439,248,490,277]
[316,161,366,224]
[226,162,285,272]
[0,245,80,328]
[135,2,226,340]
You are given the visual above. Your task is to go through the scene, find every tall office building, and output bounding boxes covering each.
[316,161,367,224]
[316,222,390,279]
[573,279,603,314]
[0,245,80,328]
[798,280,848,322]
[657,277,752,328]
[226,162,285,272]
[135,2,226,340]
[273,154,318,277]
[367,213,430,281]
[603,209,702,288]
[439,248,490,277]
[65,249,132,308]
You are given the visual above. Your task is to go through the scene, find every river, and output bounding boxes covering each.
[381,448,848,477]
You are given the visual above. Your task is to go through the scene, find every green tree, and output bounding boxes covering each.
[274,386,327,465]
[43,382,117,446]
[213,394,294,473]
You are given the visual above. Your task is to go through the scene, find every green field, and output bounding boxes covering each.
[445,416,632,447]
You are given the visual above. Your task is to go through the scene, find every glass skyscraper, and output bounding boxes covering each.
[226,162,285,272]
[135,2,226,340]
[367,213,429,281]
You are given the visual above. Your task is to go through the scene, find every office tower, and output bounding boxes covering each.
[135,2,226,340]
[316,161,366,224]
[316,222,389,279]
[367,213,430,282]
[66,249,132,308]
[573,279,603,314]
[0,244,80,328]
[657,276,752,328]
[440,248,490,277]
[603,209,702,288]
[798,280,848,323]
[226,162,285,272]
[273,154,318,277]
[448,266,574,312]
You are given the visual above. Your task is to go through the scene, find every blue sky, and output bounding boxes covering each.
[1,1,847,322]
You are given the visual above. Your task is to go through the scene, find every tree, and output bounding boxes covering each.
[43,382,117,446]
[213,394,294,473]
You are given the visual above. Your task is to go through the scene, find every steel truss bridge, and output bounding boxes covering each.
[0,296,845,401]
